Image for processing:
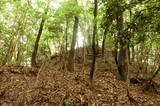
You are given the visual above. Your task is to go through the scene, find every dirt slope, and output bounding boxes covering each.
[0,51,160,105]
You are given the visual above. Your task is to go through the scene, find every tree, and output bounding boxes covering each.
[67,16,79,72]
[102,30,107,57]
[31,9,48,67]
[90,0,98,82]
[100,0,160,81]
[65,18,69,51]
[116,1,129,81]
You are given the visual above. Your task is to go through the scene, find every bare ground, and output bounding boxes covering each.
[0,51,160,106]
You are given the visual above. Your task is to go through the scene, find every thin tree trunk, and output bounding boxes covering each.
[114,36,118,65]
[87,21,92,51]
[67,16,79,72]
[82,39,86,70]
[63,19,69,71]
[128,9,132,65]
[65,18,69,52]
[3,39,12,65]
[128,46,131,64]
[46,38,51,57]
[131,46,135,63]
[102,30,107,57]
[16,31,25,65]
[16,40,23,66]
[79,21,87,72]
[90,0,98,82]
[31,17,46,67]
[96,35,99,54]
[3,37,17,65]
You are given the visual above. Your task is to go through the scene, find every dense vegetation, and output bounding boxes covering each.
[0,0,160,105]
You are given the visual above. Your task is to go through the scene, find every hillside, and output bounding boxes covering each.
[0,51,160,105]
[0,0,160,105]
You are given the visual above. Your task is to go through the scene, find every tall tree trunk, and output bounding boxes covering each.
[16,30,25,65]
[65,18,69,52]
[63,19,69,71]
[46,38,51,57]
[31,17,46,67]
[90,0,98,82]
[96,34,99,54]
[131,46,135,62]
[116,6,129,81]
[128,9,132,65]
[114,36,118,65]
[128,46,131,64]
[118,45,129,81]
[86,21,92,52]
[67,16,79,72]
[102,30,107,57]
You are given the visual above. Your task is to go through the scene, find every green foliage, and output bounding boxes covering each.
[0,0,159,65]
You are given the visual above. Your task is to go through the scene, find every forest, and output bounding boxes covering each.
[0,0,160,105]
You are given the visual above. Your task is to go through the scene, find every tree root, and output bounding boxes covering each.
[127,89,139,104]
[143,80,160,95]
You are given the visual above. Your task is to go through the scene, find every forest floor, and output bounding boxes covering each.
[0,50,160,105]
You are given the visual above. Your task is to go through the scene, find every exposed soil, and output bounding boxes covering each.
[0,51,160,105]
